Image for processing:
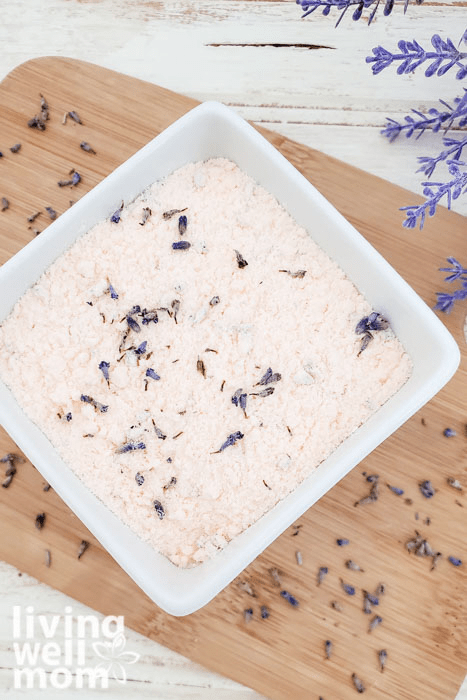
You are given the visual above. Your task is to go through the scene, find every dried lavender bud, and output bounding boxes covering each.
[67,111,82,124]
[135,341,147,356]
[279,269,307,278]
[363,591,379,606]
[237,580,256,597]
[27,212,40,223]
[317,566,328,585]
[355,477,379,506]
[39,94,49,120]
[352,673,366,693]
[336,538,350,546]
[356,312,389,334]
[244,608,253,623]
[197,359,206,377]
[139,207,151,226]
[251,387,275,398]
[448,556,462,566]
[163,476,177,490]
[28,116,46,130]
[216,431,244,452]
[10,143,21,153]
[1,197,9,212]
[366,474,379,482]
[340,579,355,596]
[375,583,386,598]
[419,480,435,498]
[443,428,456,437]
[178,214,187,235]
[153,422,167,440]
[209,296,220,306]
[116,441,146,454]
[362,596,372,615]
[346,560,364,572]
[77,540,89,559]
[431,552,442,570]
[108,283,119,299]
[387,484,404,495]
[2,475,13,488]
[140,308,159,325]
[447,477,462,490]
[153,500,165,519]
[58,172,81,187]
[135,472,144,486]
[110,202,124,223]
[378,649,387,673]
[35,513,46,530]
[146,368,161,381]
[45,206,57,220]
[257,367,282,385]
[330,600,343,611]
[325,640,333,660]
[260,605,270,619]
[98,361,110,382]
[126,315,141,333]
[232,388,245,406]
[280,590,299,607]
[357,331,373,356]
[369,615,383,632]
[269,568,282,586]
[296,551,303,565]
[80,395,108,413]
[80,141,96,154]
[172,240,191,250]
[235,250,248,268]
[5,463,17,477]
[45,549,51,568]
[170,299,180,324]
[163,207,187,220]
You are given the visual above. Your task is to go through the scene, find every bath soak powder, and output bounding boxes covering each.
[0,158,411,567]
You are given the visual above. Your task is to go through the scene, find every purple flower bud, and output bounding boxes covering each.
[280,590,299,607]
[172,240,191,250]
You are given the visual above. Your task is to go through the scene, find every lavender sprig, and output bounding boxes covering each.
[367,34,467,79]
[401,160,467,229]
[417,135,467,177]
[435,257,467,312]
[381,91,467,143]
[297,0,420,27]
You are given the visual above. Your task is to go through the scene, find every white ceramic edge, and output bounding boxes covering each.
[0,101,460,616]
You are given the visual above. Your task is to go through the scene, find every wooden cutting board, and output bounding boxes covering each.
[0,57,466,700]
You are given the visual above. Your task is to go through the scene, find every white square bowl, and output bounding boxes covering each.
[0,101,459,616]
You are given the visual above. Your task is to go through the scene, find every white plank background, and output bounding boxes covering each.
[0,1,466,698]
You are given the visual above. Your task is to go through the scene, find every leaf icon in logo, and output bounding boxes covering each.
[92,632,139,684]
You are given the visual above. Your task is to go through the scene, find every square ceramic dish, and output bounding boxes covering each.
[0,101,459,615]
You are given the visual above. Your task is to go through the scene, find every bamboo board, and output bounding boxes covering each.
[0,57,466,700]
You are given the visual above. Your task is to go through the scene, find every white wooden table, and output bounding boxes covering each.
[0,2,466,698]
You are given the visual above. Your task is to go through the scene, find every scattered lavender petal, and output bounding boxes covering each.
[217,431,244,452]
[197,359,206,377]
[251,387,275,398]
[279,269,307,278]
[127,315,141,333]
[28,116,46,130]
[163,207,187,220]
[27,211,41,223]
[172,240,191,250]
[244,608,253,623]
[325,640,333,660]
[336,538,350,546]
[419,480,435,498]
[163,476,177,490]
[352,673,366,693]
[340,580,355,596]
[80,395,108,413]
[135,472,145,486]
[153,500,165,520]
[237,581,256,597]
[330,600,343,611]
[235,250,248,268]
[77,540,89,559]
[280,590,299,607]
[45,549,51,568]
[45,206,57,220]
[369,615,383,632]
[296,551,303,565]
[364,591,379,606]
[257,367,282,385]
[66,412,72,422]
[116,441,146,454]
[260,605,270,619]
[135,341,147,356]
[108,283,119,299]
[178,214,187,235]
[98,360,110,382]
[10,143,21,153]
[139,207,151,226]
[68,111,82,124]
[447,477,463,490]
[387,484,404,495]
[153,423,167,440]
[269,568,282,586]
[317,566,328,585]
[448,556,462,566]
[443,428,457,437]
[346,560,364,572]
[35,513,46,530]
[378,649,387,673]
[80,141,96,154]
[210,296,220,306]
[146,368,161,381]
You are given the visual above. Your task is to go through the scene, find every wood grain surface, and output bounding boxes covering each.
[0,57,466,700]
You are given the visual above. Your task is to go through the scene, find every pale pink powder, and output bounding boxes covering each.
[0,159,411,567]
